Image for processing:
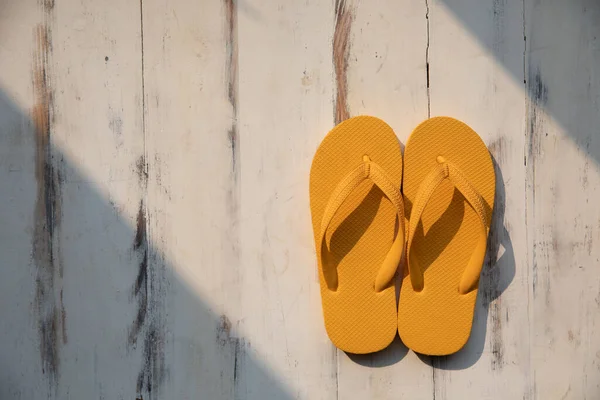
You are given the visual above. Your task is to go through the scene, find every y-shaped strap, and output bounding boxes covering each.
[319,156,404,292]
[406,156,488,294]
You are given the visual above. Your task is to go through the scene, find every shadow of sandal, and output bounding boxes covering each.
[345,334,409,367]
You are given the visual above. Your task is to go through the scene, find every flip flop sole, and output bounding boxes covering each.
[310,116,402,354]
[399,117,495,356]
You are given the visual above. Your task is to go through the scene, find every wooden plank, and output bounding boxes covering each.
[427,0,530,398]
[141,0,339,398]
[41,0,146,398]
[140,0,241,397]
[333,0,433,399]
[235,0,339,398]
[525,0,600,398]
[0,2,48,398]
[1,0,145,399]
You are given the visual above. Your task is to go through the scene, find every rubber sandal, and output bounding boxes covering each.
[398,117,495,356]
[310,116,404,354]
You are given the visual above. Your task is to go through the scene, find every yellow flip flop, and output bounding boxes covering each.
[310,116,404,354]
[398,117,495,356]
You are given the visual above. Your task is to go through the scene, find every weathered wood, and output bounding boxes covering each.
[0,2,48,398]
[41,0,146,398]
[1,0,600,399]
[235,1,339,398]
[141,0,241,397]
[1,0,146,398]
[525,0,600,398]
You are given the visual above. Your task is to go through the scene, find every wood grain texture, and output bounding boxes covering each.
[236,1,338,398]
[1,0,146,398]
[141,0,237,396]
[525,0,600,398]
[1,0,600,399]
[32,19,65,385]
[333,0,353,124]
[46,0,147,398]
[0,1,51,397]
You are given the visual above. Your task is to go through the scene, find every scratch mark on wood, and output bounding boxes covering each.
[531,69,548,105]
[526,66,548,300]
[492,0,506,55]
[224,0,239,173]
[134,200,147,251]
[580,137,590,190]
[233,338,246,394]
[482,142,507,370]
[60,289,67,344]
[216,314,233,346]
[32,21,65,384]
[136,155,148,189]
[136,325,166,397]
[222,11,242,389]
[39,0,54,11]
[139,0,147,145]
[560,384,571,400]
[217,315,244,395]
[129,198,166,399]
[583,223,593,256]
[224,0,241,281]
[527,68,548,169]
[567,328,581,348]
[431,364,436,400]
[131,3,167,388]
[333,0,353,124]
[425,0,430,117]
[216,315,247,396]
[233,339,240,384]
[233,340,239,382]
[129,201,148,346]
[109,115,123,137]
[489,300,504,369]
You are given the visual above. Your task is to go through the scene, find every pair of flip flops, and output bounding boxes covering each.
[310,116,495,356]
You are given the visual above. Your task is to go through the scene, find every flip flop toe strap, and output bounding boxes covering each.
[319,156,404,292]
[406,156,488,294]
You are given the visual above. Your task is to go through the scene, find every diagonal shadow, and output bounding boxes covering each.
[0,89,294,399]
[437,0,600,165]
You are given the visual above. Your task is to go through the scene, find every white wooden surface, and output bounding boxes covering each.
[1,0,599,399]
